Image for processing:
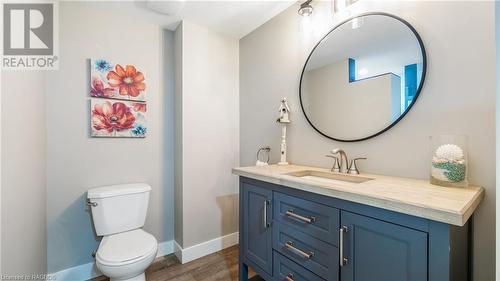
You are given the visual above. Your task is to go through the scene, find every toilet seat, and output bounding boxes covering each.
[96,229,157,266]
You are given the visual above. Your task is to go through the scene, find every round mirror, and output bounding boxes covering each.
[300,13,426,142]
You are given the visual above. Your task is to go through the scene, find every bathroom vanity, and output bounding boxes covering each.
[235,11,484,281]
[233,165,483,281]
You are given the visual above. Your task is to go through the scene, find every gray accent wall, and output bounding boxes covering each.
[240,1,495,280]
[163,29,176,253]
[45,2,174,273]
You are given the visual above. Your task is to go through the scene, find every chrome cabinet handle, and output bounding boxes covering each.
[285,210,316,223]
[285,273,294,281]
[285,241,314,259]
[263,200,270,228]
[339,226,348,267]
[86,199,98,207]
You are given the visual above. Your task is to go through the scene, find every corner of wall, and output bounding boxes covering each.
[174,19,240,253]
[173,21,184,248]
[495,1,500,280]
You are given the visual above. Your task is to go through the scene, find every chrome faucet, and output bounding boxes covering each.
[330,148,349,174]
[325,154,340,172]
[327,149,367,174]
[347,157,367,175]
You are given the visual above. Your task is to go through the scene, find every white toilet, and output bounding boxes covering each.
[87,183,158,281]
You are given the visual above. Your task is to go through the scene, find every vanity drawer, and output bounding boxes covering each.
[273,251,326,281]
[274,192,339,246]
[273,222,339,280]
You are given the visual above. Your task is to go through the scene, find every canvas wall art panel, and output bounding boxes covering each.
[91,98,147,138]
[90,59,146,101]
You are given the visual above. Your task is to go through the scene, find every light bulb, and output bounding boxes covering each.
[298,1,313,17]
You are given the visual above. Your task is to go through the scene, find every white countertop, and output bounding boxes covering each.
[232,164,484,226]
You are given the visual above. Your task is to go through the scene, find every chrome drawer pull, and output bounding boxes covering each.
[285,241,314,259]
[339,226,348,267]
[285,273,294,281]
[285,210,316,223]
[263,200,270,228]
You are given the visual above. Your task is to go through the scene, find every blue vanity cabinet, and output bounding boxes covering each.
[239,177,472,281]
[339,211,428,281]
[240,181,273,278]
[274,192,340,245]
[274,252,326,281]
[273,222,339,280]
[273,192,340,280]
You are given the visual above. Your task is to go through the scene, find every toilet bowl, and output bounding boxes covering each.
[96,229,158,281]
[87,183,157,281]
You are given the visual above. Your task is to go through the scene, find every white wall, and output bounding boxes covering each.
[175,21,240,249]
[45,2,173,274]
[1,72,47,275]
[303,59,399,139]
[240,1,495,280]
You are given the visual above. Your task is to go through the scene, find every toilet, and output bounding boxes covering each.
[87,183,158,281]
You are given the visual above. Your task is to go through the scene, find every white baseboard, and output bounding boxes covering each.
[49,240,175,281]
[174,232,239,264]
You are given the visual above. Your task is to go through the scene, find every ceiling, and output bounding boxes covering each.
[96,1,296,39]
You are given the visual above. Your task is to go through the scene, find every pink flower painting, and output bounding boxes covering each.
[90,59,146,101]
[90,78,116,98]
[132,102,147,113]
[107,65,145,98]
[91,99,147,138]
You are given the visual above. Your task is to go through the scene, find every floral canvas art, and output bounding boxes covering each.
[90,59,146,101]
[91,99,147,138]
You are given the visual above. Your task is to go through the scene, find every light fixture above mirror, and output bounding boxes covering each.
[298,0,313,17]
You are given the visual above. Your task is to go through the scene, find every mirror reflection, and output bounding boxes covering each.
[300,13,426,141]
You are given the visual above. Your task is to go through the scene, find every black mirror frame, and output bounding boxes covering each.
[299,12,427,142]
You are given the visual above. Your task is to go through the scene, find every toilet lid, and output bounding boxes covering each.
[97,229,157,265]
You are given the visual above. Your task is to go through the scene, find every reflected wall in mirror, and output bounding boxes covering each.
[300,13,426,142]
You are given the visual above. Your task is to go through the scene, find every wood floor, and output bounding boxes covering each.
[91,245,263,281]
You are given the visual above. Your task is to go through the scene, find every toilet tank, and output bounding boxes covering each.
[87,183,151,236]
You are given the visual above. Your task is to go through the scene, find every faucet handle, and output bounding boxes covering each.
[330,148,341,155]
[348,158,366,175]
[326,155,340,173]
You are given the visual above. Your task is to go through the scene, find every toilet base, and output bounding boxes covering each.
[110,273,145,281]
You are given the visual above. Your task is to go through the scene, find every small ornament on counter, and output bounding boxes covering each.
[277,97,291,165]
[277,97,291,123]
[430,135,468,187]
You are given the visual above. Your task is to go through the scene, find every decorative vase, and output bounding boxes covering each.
[430,135,468,187]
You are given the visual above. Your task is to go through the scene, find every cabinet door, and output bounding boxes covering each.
[241,182,273,275]
[340,211,427,281]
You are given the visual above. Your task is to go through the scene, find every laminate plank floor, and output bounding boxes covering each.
[90,245,263,281]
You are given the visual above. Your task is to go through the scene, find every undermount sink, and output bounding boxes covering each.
[286,170,374,184]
